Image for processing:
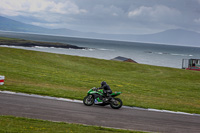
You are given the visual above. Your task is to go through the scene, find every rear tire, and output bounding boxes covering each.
[110,98,123,109]
[83,95,94,106]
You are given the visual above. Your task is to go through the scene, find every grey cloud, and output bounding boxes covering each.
[1,0,200,34]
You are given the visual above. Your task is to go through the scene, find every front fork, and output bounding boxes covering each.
[88,94,93,100]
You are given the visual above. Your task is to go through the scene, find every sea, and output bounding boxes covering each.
[0,31,200,69]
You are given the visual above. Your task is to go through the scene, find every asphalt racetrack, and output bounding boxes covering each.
[0,92,200,133]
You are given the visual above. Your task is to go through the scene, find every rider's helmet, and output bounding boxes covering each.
[101,81,107,86]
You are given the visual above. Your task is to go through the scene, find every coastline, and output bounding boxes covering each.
[0,37,86,49]
[1,32,200,69]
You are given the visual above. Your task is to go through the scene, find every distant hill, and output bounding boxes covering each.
[133,29,200,46]
[1,16,200,46]
[0,16,78,35]
[0,16,47,33]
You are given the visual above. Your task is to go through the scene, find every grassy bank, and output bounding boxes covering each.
[0,47,200,114]
[0,116,142,133]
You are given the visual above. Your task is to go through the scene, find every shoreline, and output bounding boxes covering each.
[1,30,200,48]
[0,36,86,49]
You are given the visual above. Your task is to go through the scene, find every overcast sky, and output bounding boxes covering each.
[1,0,200,34]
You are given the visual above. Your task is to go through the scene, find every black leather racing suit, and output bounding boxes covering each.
[99,83,112,100]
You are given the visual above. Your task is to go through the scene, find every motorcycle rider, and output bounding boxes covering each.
[98,81,112,101]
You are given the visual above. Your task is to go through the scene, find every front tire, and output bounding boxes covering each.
[110,98,123,109]
[83,95,94,106]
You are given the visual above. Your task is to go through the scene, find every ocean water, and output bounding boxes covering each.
[0,31,200,68]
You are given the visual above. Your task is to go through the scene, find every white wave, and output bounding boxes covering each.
[157,52,163,55]
[98,48,115,51]
[154,52,169,55]
[87,48,94,51]
[34,46,46,49]
[152,51,193,57]
[0,45,16,48]
[81,48,95,51]
[170,53,193,57]
[171,53,183,56]
[0,45,8,47]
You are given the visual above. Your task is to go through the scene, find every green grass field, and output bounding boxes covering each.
[0,46,200,114]
[0,116,143,133]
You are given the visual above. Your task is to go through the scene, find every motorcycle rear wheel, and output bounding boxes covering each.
[110,98,123,109]
[83,95,94,106]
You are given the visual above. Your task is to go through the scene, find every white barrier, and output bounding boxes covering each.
[0,76,5,85]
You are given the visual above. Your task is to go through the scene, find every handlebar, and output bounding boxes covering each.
[93,88,98,91]
[92,87,100,91]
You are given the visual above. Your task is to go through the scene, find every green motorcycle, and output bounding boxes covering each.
[83,87,123,109]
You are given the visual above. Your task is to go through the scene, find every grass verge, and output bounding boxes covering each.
[0,46,200,114]
[0,116,143,133]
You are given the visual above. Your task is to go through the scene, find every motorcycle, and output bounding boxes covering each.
[83,87,123,109]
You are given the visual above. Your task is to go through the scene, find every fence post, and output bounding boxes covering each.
[0,76,5,85]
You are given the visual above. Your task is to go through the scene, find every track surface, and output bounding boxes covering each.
[0,93,200,133]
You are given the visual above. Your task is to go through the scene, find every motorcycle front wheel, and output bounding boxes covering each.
[83,95,94,106]
[110,98,123,109]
